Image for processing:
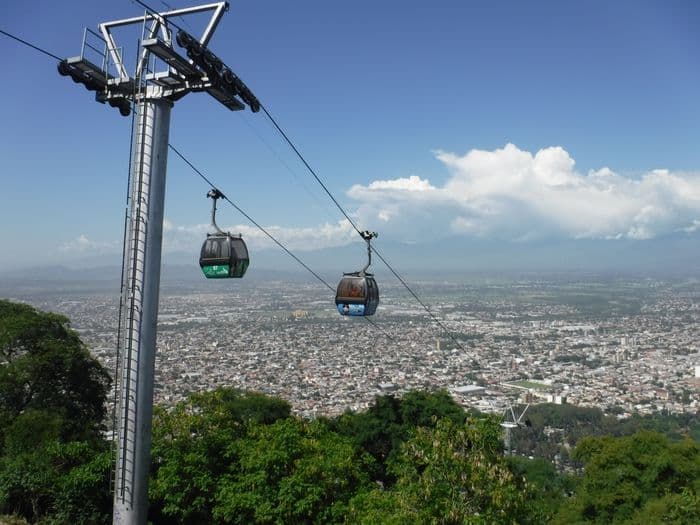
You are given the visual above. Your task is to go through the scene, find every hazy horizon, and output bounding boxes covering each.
[2,231,698,280]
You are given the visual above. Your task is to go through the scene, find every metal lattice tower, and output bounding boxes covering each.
[501,403,529,456]
[58,3,260,523]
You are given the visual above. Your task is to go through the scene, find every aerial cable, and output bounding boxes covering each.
[0,28,63,61]
[116,6,356,243]
[371,245,465,351]
[132,0,342,230]
[157,0,195,32]
[130,0,188,33]
[168,143,393,340]
[260,104,465,350]
[237,112,337,222]
[0,25,148,468]
[260,105,365,238]
[168,143,333,290]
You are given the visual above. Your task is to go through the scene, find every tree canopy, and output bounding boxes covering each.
[0,299,111,443]
[554,430,700,524]
[149,388,293,523]
[0,300,112,524]
[347,416,536,524]
[328,389,469,482]
[149,390,535,524]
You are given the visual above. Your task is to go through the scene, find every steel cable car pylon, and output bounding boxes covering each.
[335,230,380,316]
[199,189,249,278]
[501,403,530,456]
[57,3,261,523]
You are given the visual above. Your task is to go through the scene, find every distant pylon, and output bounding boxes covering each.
[501,403,529,455]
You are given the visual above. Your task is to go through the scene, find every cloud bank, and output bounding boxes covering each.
[162,218,356,253]
[58,234,119,253]
[348,143,700,241]
[96,144,700,261]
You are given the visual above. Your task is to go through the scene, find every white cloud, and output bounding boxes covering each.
[51,220,358,265]
[162,219,357,253]
[347,143,700,241]
[58,234,119,253]
[683,219,700,233]
[71,144,700,262]
[364,175,436,192]
[348,175,438,203]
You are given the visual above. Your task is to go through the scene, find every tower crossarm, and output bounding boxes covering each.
[99,1,228,81]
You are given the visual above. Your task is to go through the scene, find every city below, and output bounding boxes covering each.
[2,270,698,419]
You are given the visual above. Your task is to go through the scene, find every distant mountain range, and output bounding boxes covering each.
[1,234,698,287]
[161,233,700,277]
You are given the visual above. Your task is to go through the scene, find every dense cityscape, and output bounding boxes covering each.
[4,272,698,419]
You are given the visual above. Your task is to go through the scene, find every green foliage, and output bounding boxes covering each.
[214,418,375,524]
[0,515,30,525]
[0,439,112,525]
[150,389,376,524]
[0,300,112,524]
[2,409,62,457]
[148,388,700,524]
[508,456,575,520]
[331,394,401,477]
[45,443,112,525]
[555,430,700,524]
[329,390,468,483]
[616,411,700,442]
[152,389,474,523]
[0,299,111,444]
[512,403,700,467]
[625,487,700,524]
[186,387,293,427]
[348,417,535,524]
[149,388,292,523]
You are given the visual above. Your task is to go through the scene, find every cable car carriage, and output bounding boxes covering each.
[335,231,379,316]
[199,189,249,278]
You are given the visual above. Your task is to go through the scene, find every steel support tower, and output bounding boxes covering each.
[59,3,259,523]
[114,98,171,524]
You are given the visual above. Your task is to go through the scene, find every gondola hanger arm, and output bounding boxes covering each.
[207,188,226,235]
[360,231,378,275]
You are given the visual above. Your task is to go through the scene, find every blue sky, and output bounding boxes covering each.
[1,0,699,273]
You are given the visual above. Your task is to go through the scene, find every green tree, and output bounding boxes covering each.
[0,438,111,525]
[149,388,292,523]
[150,388,379,524]
[348,417,535,524]
[214,418,375,524]
[331,390,468,483]
[554,431,700,524]
[508,456,574,520]
[0,300,112,524]
[625,488,700,525]
[0,300,110,444]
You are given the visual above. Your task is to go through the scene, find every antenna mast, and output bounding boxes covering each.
[58,3,260,523]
